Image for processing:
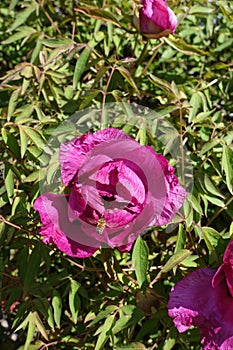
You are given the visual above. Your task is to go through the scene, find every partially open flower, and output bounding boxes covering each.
[34,128,186,258]
[134,0,178,39]
[168,240,233,349]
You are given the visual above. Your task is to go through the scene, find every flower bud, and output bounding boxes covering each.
[134,0,178,39]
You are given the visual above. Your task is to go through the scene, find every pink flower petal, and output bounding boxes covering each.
[168,268,233,349]
[222,239,233,297]
[140,0,178,35]
[59,128,131,186]
[212,264,225,288]
[117,242,133,252]
[68,184,105,223]
[105,194,157,247]
[146,149,187,225]
[34,193,98,257]
[35,128,187,254]
[59,133,94,186]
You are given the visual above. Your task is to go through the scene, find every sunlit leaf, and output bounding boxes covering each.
[94,315,115,350]
[7,4,37,32]
[222,145,233,194]
[132,237,149,289]
[73,47,91,89]
[164,35,208,56]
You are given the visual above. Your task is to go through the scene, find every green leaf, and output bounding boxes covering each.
[69,280,81,324]
[116,343,147,350]
[149,74,173,94]
[23,170,39,183]
[111,315,132,335]
[79,90,101,109]
[4,163,14,204]
[132,237,149,289]
[200,139,220,155]
[161,249,192,274]
[218,1,233,22]
[2,26,36,44]
[2,128,20,158]
[201,227,220,263]
[17,341,44,350]
[24,244,42,293]
[22,126,47,150]
[52,290,62,328]
[7,88,20,121]
[230,222,233,238]
[17,340,45,350]
[204,195,226,208]
[75,7,121,27]
[112,306,144,335]
[41,38,74,48]
[117,66,139,93]
[9,0,19,11]
[34,298,54,330]
[204,174,225,199]
[180,255,198,268]
[94,315,115,350]
[201,227,221,251]
[138,128,147,146]
[14,312,31,332]
[192,110,215,123]
[73,47,91,89]
[188,92,202,122]
[163,337,176,350]
[222,145,233,194]
[87,305,118,327]
[24,317,36,350]
[188,193,203,215]
[164,35,208,56]
[30,38,43,64]
[175,224,186,252]
[33,312,49,340]
[46,159,60,184]
[19,126,28,158]
[7,4,37,32]
[189,5,215,14]
[150,105,179,119]
[183,198,193,228]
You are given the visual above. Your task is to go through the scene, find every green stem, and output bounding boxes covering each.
[135,40,149,71]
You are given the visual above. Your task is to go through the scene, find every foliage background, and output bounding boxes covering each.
[0,0,232,349]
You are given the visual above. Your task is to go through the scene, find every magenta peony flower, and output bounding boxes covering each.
[134,0,178,39]
[34,128,186,258]
[168,240,233,349]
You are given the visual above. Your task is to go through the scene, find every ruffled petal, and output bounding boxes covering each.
[68,184,105,223]
[60,128,131,186]
[213,240,233,298]
[92,128,131,143]
[34,193,98,257]
[218,337,233,350]
[147,149,187,225]
[59,133,95,186]
[223,239,233,297]
[78,138,168,224]
[105,194,157,248]
[38,128,186,253]
[168,268,233,349]
[212,264,225,288]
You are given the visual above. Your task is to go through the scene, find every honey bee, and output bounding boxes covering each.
[96,217,106,235]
